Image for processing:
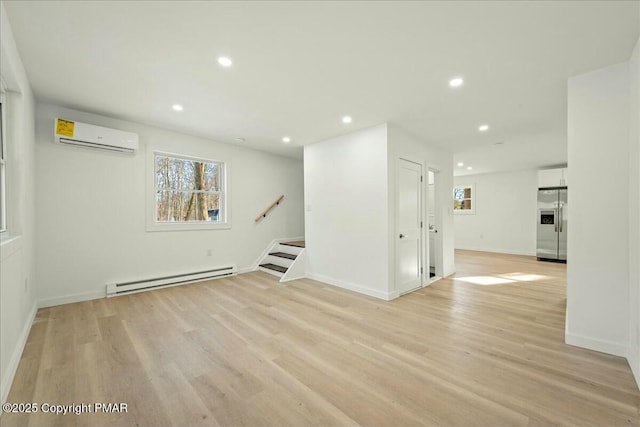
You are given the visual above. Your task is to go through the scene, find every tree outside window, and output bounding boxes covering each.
[155,153,225,223]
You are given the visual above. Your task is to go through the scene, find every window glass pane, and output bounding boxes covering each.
[156,190,220,222]
[453,185,473,211]
[154,153,224,223]
[453,187,466,210]
[155,156,221,192]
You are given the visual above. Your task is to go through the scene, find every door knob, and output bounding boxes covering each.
[399,233,405,239]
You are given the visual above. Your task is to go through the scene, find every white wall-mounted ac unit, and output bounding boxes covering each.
[54,118,139,153]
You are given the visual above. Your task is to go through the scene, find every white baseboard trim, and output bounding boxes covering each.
[565,331,628,358]
[246,235,305,272]
[1,301,37,405]
[38,289,106,309]
[628,346,640,390]
[387,290,400,300]
[454,246,536,257]
[307,273,397,301]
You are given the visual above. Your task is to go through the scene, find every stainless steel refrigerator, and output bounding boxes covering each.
[536,188,567,262]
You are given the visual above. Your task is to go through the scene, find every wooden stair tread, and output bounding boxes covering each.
[259,263,288,273]
[269,252,297,260]
[282,241,305,248]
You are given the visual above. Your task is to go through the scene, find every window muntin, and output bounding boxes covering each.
[154,153,225,224]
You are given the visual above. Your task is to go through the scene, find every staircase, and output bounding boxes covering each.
[259,241,306,282]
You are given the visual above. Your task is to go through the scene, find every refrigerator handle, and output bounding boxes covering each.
[559,207,563,233]
[554,208,558,232]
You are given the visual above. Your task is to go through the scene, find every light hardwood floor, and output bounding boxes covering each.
[2,250,639,426]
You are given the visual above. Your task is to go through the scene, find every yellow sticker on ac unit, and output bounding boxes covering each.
[56,118,75,137]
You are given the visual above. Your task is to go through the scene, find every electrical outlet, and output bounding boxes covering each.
[206,249,212,257]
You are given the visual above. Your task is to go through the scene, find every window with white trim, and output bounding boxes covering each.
[453,184,475,215]
[0,88,7,232]
[153,152,227,228]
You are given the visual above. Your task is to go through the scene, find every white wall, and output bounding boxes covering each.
[304,124,391,299]
[0,3,37,403]
[627,37,640,384]
[35,103,304,307]
[304,123,455,301]
[566,61,630,357]
[453,170,538,256]
[387,125,455,279]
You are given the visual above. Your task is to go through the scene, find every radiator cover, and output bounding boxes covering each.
[106,265,236,297]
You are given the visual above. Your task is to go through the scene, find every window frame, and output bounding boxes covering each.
[0,83,7,233]
[147,150,230,232]
[453,183,475,215]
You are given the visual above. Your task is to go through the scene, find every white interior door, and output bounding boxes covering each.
[397,158,423,295]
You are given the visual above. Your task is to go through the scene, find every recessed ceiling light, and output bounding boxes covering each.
[217,56,233,67]
[449,77,464,88]
[467,166,473,170]
[172,104,183,112]
[457,162,464,167]
[478,124,490,132]
[282,136,291,143]
[342,116,352,124]
[235,138,245,143]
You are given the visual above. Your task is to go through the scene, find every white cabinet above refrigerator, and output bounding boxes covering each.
[538,168,568,188]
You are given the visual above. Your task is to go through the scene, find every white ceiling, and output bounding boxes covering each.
[4,1,639,175]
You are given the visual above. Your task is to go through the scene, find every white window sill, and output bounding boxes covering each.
[146,221,232,232]
[0,233,22,261]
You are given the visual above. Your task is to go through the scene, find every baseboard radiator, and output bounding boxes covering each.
[106,265,236,297]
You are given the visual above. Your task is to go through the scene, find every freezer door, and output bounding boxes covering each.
[558,189,568,261]
[537,189,559,260]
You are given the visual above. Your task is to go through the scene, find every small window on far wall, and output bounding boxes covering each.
[153,152,227,229]
[453,184,474,215]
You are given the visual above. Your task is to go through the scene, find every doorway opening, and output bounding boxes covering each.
[427,168,442,284]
